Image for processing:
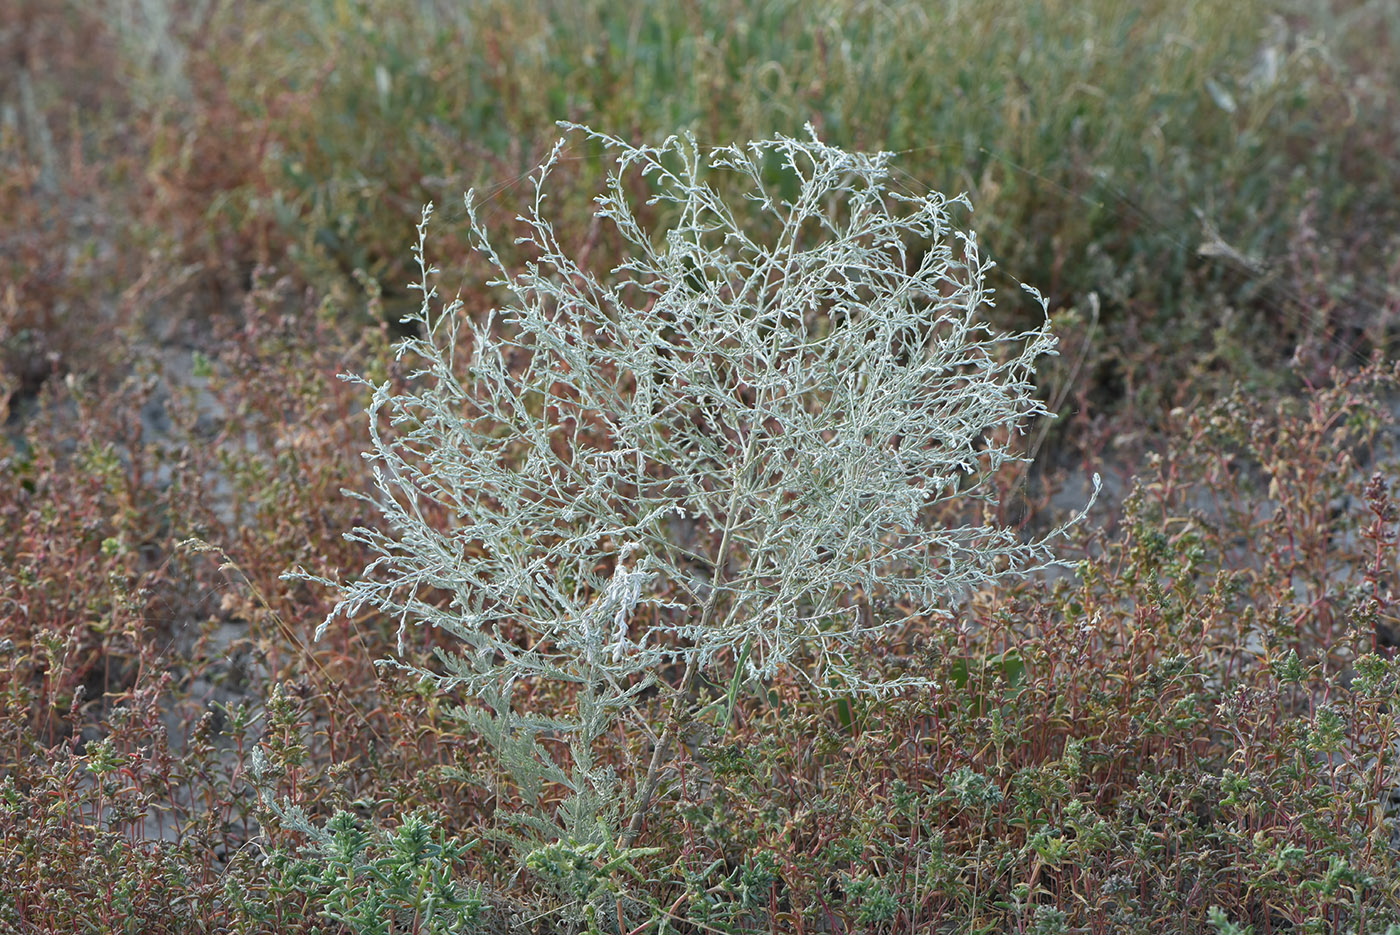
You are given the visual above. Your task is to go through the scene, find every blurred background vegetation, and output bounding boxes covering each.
[6,0,1397,430]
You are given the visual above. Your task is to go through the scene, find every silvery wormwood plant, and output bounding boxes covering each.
[290,123,1096,866]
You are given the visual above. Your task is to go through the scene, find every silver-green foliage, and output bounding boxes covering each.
[297,124,1093,852]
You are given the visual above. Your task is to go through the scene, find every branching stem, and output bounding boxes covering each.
[621,418,758,848]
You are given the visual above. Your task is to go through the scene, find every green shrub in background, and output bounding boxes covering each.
[292,124,1093,920]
